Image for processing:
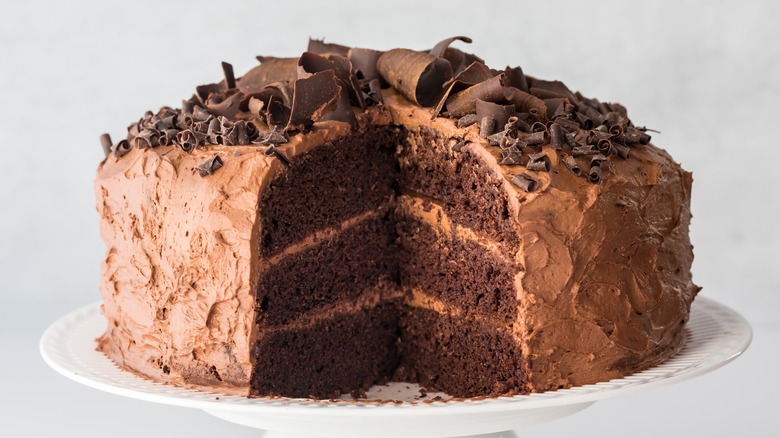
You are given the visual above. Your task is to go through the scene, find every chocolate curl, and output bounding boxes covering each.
[206,92,243,119]
[563,155,582,176]
[590,153,607,167]
[554,117,580,133]
[499,147,523,165]
[479,116,496,138]
[222,62,236,89]
[176,129,201,152]
[100,133,112,157]
[111,140,130,157]
[307,38,350,56]
[238,57,298,95]
[457,113,479,128]
[572,145,599,157]
[614,143,630,159]
[526,152,551,172]
[604,111,628,128]
[476,99,515,128]
[445,74,508,118]
[575,112,594,130]
[511,173,538,193]
[287,69,356,131]
[159,129,178,146]
[197,155,224,177]
[254,128,289,146]
[433,61,494,117]
[621,127,652,145]
[196,82,226,102]
[527,78,577,102]
[264,144,290,167]
[530,121,547,133]
[134,129,160,149]
[544,98,571,119]
[504,66,529,93]
[588,164,602,183]
[297,52,363,108]
[521,130,547,146]
[503,87,547,116]
[429,36,472,58]
[549,123,565,150]
[366,79,383,104]
[597,139,614,155]
[377,49,453,107]
[348,47,384,82]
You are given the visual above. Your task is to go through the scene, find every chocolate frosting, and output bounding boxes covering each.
[96,37,698,395]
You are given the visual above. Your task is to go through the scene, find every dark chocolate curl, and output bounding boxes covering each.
[134,129,160,149]
[614,143,630,159]
[476,99,515,128]
[526,152,551,172]
[367,79,383,104]
[206,92,243,119]
[197,155,224,177]
[527,78,577,102]
[348,47,384,81]
[176,130,200,152]
[573,145,599,157]
[554,117,580,132]
[479,116,496,138]
[222,62,236,89]
[550,123,565,150]
[522,130,547,146]
[503,87,547,116]
[457,113,479,128]
[377,49,453,107]
[589,164,602,183]
[563,155,582,176]
[287,70,356,131]
[111,140,130,157]
[590,153,607,166]
[239,57,298,94]
[100,133,112,157]
[429,36,472,58]
[500,147,523,165]
[504,66,529,93]
[307,38,350,56]
[445,74,508,118]
[433,61,494,116]
[511,173,538,193]
[159,129,178,146]
[264,145,290,167]
[297,52,363,108]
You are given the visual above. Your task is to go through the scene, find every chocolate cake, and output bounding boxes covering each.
[95,37,699,398]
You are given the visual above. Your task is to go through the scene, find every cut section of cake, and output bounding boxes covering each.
[95,37,699,398]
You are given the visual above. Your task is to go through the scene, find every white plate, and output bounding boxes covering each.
[40,297,751,438]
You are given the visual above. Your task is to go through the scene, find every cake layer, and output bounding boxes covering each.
[257,206,398,326]
[259,125,402,256]
[250,301,402,399]
[397,307,525,397]
[396,197,519,322]
[397,126,520,252]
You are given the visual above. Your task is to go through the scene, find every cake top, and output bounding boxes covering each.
[100,37,654,190]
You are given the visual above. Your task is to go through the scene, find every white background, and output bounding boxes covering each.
[1,0,778,436]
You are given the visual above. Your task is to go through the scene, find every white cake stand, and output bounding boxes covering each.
[40,297,751,438]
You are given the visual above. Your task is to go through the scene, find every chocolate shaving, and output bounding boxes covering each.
[429,36,472,58]
[196,81,226,102]
[159,129,178,146]
[111,140,130,157]
[206,92,243,119]
[590,153,607,166]
[503,87,547,115]
[255,128,289,146]
[307,38,350,56]
[521,130,547,146]
[366,79,383,104]
[222,62,236,89]
[479,116,496,138]
[348,48,384,82]
[588,164,602,183]
[297,52,363,108]
[239,57,298,94]
[176,130,200,152]
[287,70,356,130]
[500,147,523,165]
[526,152,551,172]
[100,133,112,157]
[503,66,529,93]
[377,49,453,107]
[264,145,290,166]
[549,123,565,149]
[511,173,538,193]
[563,155,582,176]
[476,99,514,128]
[554,117,580,132]
[433,61,494,116]
[527,78,577,102]
[572,145,599,157]
[445,74,508,118]
[196,155,223,177]
[614,143,630,159]
[597,139,614,155]
[457,113,479,128]
[134,129,159,149]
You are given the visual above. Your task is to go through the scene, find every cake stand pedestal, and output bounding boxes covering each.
[41,297,751,438]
